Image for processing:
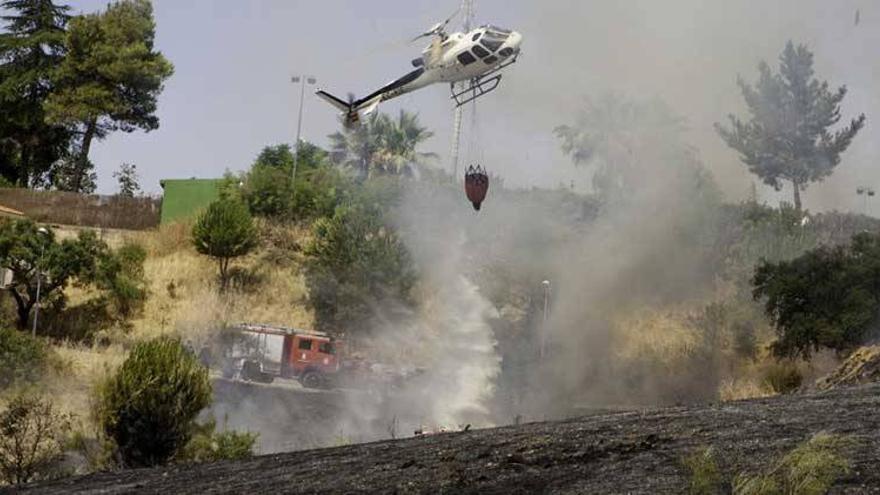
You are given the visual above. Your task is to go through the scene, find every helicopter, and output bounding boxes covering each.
[316,11,522,127]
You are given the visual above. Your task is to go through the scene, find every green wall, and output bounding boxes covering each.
[159,179,223,224]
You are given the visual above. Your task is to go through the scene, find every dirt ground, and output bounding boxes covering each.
[12,383,880,494]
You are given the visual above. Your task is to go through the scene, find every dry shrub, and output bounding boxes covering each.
[762,361,804,394]
[0,393,72,485]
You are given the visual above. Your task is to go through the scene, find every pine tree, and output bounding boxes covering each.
[0,0,72,187]
[44,0,173,192]
[716,41,865,212]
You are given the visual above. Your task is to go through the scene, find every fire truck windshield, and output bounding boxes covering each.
[318,342,336,355]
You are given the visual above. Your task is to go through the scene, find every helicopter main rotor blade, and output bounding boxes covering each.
[440,7,460,29]
[410,7,460,43]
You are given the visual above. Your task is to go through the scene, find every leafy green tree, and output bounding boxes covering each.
[113,162,140,197]
[44,0,173,192]
[242,142,343,220]
[305,187,416,333]
[753,232,880,359]
[0,220,109,329]
[96,336,211,467]
[0,392,72,485]
[328,110,436,178]
[192,199,258,291]
[716,41,865,212]
[0,0,72,187]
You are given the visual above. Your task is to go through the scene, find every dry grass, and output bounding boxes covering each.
[611,305,782,402]
[40,343,126,426]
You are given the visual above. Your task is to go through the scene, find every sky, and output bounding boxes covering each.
[18,1,880,212]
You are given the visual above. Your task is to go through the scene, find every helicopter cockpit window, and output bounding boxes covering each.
[472,45,490,58]
[472,32,482,42]
[457,51,477,65]
[480,30,508,52]
[487,25,512,34]
[484,55,498,65]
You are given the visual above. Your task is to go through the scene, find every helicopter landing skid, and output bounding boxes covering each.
[451,56,518,107]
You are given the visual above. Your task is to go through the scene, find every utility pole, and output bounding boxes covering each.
[32,227,48,338]
[291,75,317,197]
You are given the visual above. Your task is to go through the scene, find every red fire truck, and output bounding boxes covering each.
[221,323,403,390]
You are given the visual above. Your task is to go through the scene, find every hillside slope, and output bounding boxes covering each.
[15,384,880,494]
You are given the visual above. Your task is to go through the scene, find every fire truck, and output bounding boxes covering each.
[219,323,411,390]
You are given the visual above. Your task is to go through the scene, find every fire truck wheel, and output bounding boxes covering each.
[301,371,323,389]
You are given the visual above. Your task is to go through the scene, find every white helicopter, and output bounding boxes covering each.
[316,11,522,127]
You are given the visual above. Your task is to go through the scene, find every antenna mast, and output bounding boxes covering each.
[450,0,475,179]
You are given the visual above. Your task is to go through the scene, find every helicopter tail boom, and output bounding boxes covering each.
[316,90,383,128]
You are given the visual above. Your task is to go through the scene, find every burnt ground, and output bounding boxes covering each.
[12,383,880,494]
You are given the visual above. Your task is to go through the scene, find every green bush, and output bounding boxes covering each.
[177,418,257,463]
[0,328,47,390]
[0,393,72,485]
[96,336,212,467]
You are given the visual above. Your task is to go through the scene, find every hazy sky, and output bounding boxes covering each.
[19,1,880,212]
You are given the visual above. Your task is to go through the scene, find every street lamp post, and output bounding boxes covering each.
[857,186,875,216]
[291,75,317,198]
[32,227,49,338]
[541,280,551,361]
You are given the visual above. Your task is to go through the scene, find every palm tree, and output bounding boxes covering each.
[328,110,436,178]
[555,94,688,199]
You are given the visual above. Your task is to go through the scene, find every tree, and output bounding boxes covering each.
[753,232,880,359]
[113,162,140,197]
[0,220,109,329]
[716,41,865,212]
[328,110,436,178]
[0,0,72,187]
[241,142,342,220]
[96,336,211,467]
[192,199,258,291]
[0,393,72,485]
[44,0,173,192]
[304,190,417,333]
[555,94,693,200]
